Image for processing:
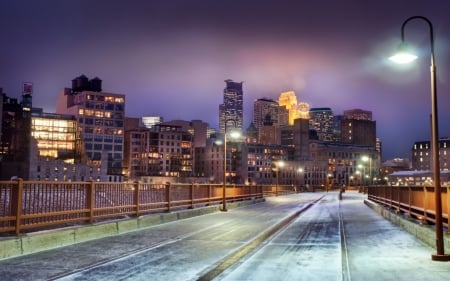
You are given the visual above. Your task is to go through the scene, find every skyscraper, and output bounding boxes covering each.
[278,91,299,125]
[219,79,243,134]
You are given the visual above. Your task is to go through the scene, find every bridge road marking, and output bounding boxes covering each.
[196,196,324,281]
[339,199,351,281]
[49,220,231,281]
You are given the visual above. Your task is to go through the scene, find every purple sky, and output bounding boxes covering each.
[1,0,450,160]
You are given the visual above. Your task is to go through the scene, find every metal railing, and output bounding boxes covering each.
[0,180,305,236]
[367,185,449,228]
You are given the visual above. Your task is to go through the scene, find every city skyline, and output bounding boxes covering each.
[1,1,450,160]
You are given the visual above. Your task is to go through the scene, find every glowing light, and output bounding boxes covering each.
[389,42,418,64]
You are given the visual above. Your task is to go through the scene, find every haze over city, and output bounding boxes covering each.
[2,0,450,160]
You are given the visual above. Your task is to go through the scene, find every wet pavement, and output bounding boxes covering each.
[0,191,449,281]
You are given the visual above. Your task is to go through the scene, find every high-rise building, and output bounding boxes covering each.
[219,79,243,134]
[309,107,334,142]
[278,91,299,125]
[253,98,279,130]
[56,75,125,179]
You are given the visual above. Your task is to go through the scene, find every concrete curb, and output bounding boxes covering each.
[0,198,265,260]
[364,199,450,253]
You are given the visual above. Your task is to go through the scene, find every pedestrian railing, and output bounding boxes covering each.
[367,185,449,227]
[0,180,302,236]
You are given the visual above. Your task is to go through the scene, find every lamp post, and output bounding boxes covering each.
[298,167,304,192]
[389,16,450,261]
[356,170,362,191]
[361,155,372,185]
[220,119,240,212]
[275,160,284,196]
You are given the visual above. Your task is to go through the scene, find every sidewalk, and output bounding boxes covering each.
[340,191,450,281]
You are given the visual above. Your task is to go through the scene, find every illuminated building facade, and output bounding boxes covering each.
[219,79,243,134]
[253,98,279,130]
[56,75,125,180]
[278,91,299,125]
[31,112,79,161]
[124,124,193,180]
[412,139,450,171]
[309,107,334,142]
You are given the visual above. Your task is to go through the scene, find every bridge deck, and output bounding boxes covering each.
[0,191,448,281]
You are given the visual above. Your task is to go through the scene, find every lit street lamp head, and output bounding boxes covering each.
[389,42,418,64]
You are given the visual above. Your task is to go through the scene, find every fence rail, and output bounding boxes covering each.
[367,185,449,228]
[0,180,304,236]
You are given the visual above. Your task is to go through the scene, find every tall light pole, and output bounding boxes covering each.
[389,16,450,261]
[220,119,240,212]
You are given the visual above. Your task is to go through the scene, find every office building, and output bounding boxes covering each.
[124,124,193,180]
[219,79,243,135]
[253,98,279,130]
[0,91,32,179]
[56,75,125,180]
[411,139,450,171]
[309,107,334,142]
[341,119,377,147]
[31,111,80,161]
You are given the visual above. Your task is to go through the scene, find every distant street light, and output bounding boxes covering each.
[389,16,450,261]
[219,119,240,212]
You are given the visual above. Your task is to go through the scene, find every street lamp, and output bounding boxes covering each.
[298,167,304,192]
[219,119,240,212]
[356,170,362,191]
[389,16,450,261]
[361,155,372,185]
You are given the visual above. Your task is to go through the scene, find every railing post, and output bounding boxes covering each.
[134,181,140,217]
[190,183,194,209]
[87,180,95,224]
[423,185,428,224]
[447,185,450,232]
[165,182,171,213]
[206,184,211,206]
[11,178,23,236]
[408,186,412,217]
[389,186,393,209]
